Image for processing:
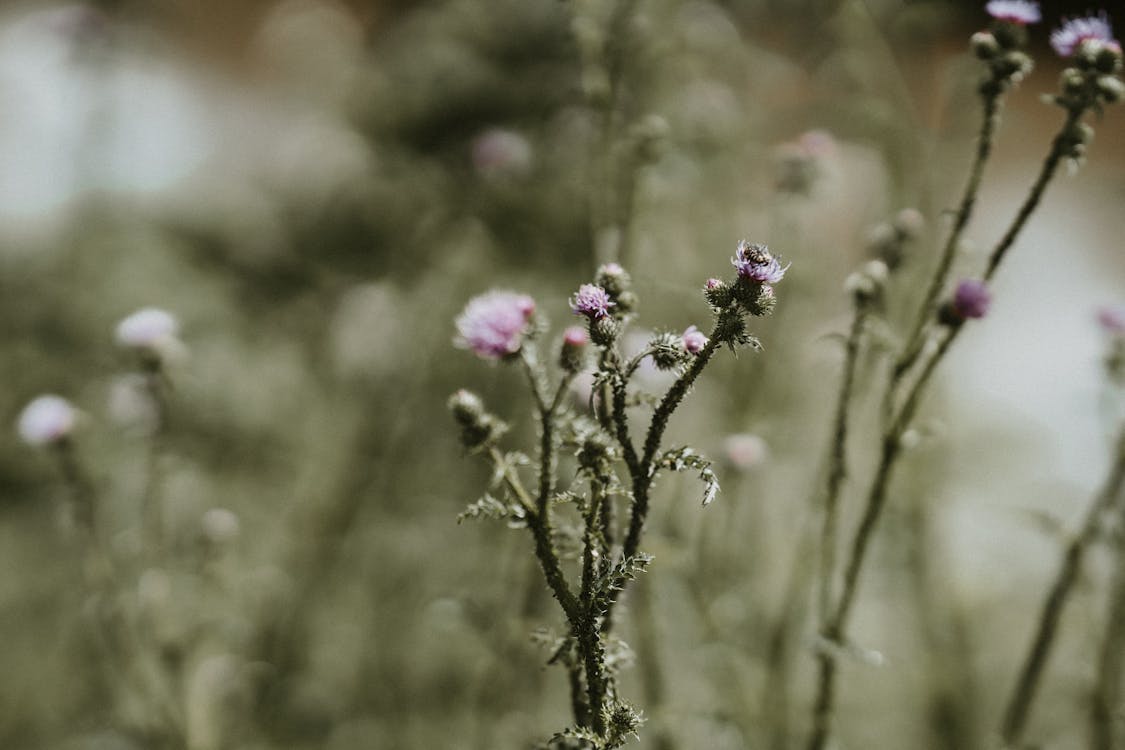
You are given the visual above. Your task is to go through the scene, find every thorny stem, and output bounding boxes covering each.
[896,90,1000,380]
[818,302,869,624]
[579,477,609,733]
[999,427,1125,747]
[622,323,725,564]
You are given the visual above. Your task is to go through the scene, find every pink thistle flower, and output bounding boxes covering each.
[682,325,708,355]
[570,284,615,320]
[732,240,788,284]
[724,433,768,471]
[115,307,179,350]
[17,395,77,446]
[454,291,536,360]
[953,279,992,319]
[986,0,1041,25]
[1051,12,1119,58]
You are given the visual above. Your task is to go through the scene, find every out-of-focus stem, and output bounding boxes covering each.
[1091,514,1125,750]
[1000,427,1125,747]
[818,302,869,624]
[896,91,1000,380]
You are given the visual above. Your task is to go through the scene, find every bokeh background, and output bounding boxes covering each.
[1,0,1123,748]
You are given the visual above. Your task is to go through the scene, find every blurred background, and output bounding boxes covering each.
[1,0,1123,748]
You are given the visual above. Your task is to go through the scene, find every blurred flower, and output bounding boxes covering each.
[1097,305,1125,335]
[682,325,708,355]
[560,326,589,372]
[952,279,992,320]
[454,291,535,360]
[986,1,1041,25]
[17,394,76,446]
[773,129,836,195]
[723,433,768,471]
[201,508,241,545]
[116,308,180,356]
[732,241,788,284]
[471,128,533,178]
[595,262,631,296]
[1051,13,1118,58]
[570,284,615,320]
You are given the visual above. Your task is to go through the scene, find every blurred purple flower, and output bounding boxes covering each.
[570,284,614,320]
[986,1,1041,25]
[1051,12,1119,57]
[1097,305,1125,335]
[732,241,788,284]
[455,291,536,359]
[682,325,708,355]
[17,394,76,447]
[953,279,991,319]
[724,433,768,471]
[471,128,533,178]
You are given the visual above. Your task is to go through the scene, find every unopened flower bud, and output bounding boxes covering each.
[589,315,620,347]
[1097,75,1125,103]
[613,290,639,315]
[995,50,1033,80]
[740,282,776,317]
[704,277,733,309]
[1060,68,1086,94]
[1095,44,1123,74]
[595,262,631,297]
[972,31,1000,59]
[650,332,688,370]
[940,279,991,324]
[560,326,589,373]
[448,390,506,451]
[894,208,925,241]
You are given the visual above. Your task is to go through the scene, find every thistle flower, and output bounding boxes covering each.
[560,326,589,372]
[986,1,1041,25]
[116,307,179,351]
[595,262,631,296]
[732,241,788,284]
[1051,13,1119,58]
[952,279,992,320]
[17,395,76,447]
[682,325,708,355]
[454,291,536,360]
[570,284,615,320]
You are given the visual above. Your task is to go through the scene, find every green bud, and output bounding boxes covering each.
[971,31,1000,60]
[1096,75,1125,103]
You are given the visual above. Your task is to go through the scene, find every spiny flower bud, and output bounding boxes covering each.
[734,281,777,317]
[703,277,734,309]
[449,389,485,424]
[1097,75,1125,102]
[613,290,639,315]
[448,390,506,451]
[894,208,925,241]
[595,262,632,297]
[650,332,689,370]
[560,326,589,373]
[577,429,615,473]
[589,315,620,347]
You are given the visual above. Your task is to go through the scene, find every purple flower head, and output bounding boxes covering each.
[17,395,76,447]
[563,326,589,347]
[705,278,723,291]
[600,262,624,277]
[986,0,1041,25]
[570,284,615,320]
[682,325,708,355]
[1097,305,1125,335]
[953,279,991,319]
[732,240,789,284]
[1051,12,1119,58]
[455,290,536,359]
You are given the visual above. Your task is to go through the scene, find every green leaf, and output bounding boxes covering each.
[656,446,721,506]
[456,493,526,526]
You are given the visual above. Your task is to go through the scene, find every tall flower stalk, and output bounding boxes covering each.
[451,245,785,747]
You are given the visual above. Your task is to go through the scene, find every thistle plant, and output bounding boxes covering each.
[450,247,785,747]
[806,5,1124,749]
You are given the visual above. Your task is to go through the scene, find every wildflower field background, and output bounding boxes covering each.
[2,0,1124,748]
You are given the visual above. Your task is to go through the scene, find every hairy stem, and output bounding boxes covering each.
[579,477,609,734]
[1000,427,1125,747]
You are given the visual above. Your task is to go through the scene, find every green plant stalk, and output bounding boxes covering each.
[895,90,1001,380]
[999,427,1125,747]
[580,477,609,734]
[1090,511,1125,750]
[818,302,869,625]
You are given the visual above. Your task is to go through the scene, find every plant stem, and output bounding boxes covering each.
[1000,426,1125,747]
[579,477,609,734]
[984,107,1082,282]
[1090,513,1125,750]
[895,91,1000,380]
[818,302,869,624]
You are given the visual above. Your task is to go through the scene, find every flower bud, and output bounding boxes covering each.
[613,290,639,315]
[940,279,991,324]
[972,31,1000,60]
[704,278,734,309]
[589,315,620,347]
[682,325,708,355]
[448,389,485,425]
[1095,44,1123,74]
[559,326,589,373]
[739,282,776,317]
[650,332,688,370]
[990,20,1028,51]
[595,262,631,297]
[1060,68,1086,95]
[893,208,925,241]
[1097,75,1125,103]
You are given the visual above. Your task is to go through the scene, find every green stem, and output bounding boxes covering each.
[1000,426,1125,747]
[896,91,1000,380]
[579,477,608,734]
[818,302,869,624]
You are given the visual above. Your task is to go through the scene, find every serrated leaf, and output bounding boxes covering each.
[590,553,653,617]
[456,493,526,525]
[656,446,721,506]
